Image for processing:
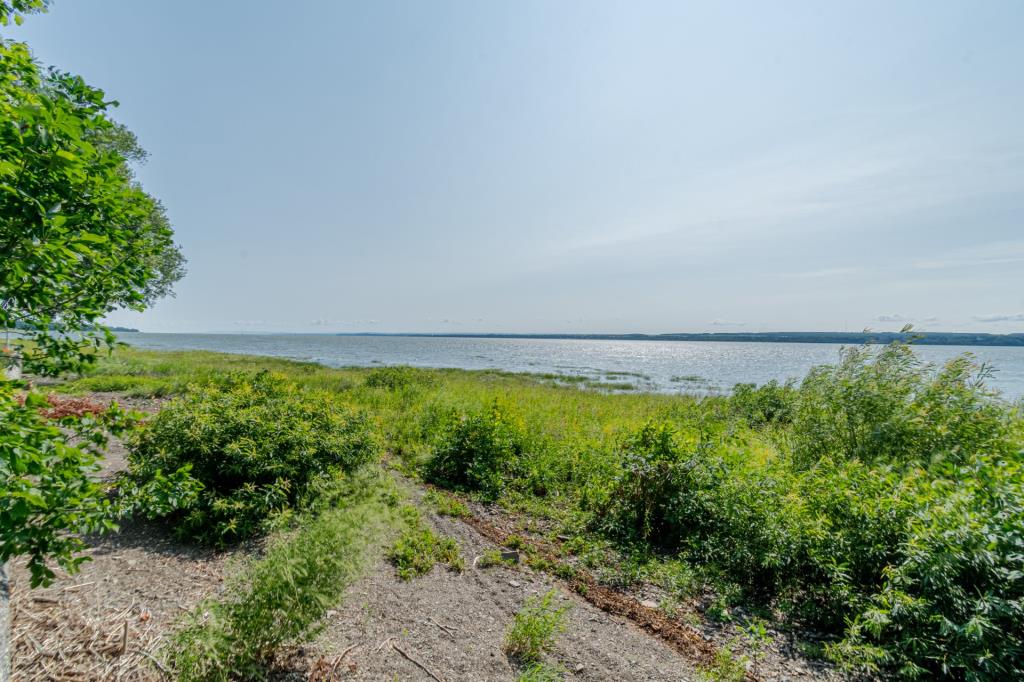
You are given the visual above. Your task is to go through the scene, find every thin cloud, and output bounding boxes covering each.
[914,241,1024,270]
[710,319,746,327]
[973,313,1024,323]
[309,318,380,326]
[875,313,911,322]
[782,267,861,279]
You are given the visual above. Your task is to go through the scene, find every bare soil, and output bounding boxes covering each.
[283,482,705,682]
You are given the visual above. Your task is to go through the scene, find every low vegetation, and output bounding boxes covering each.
[169,471,397,681]
[387,505,464,579]
[423,488,471,517]
[128,371,379,544]
[504,590,571,664]
[58,342,1024,680]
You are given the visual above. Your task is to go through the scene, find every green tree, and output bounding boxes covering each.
[1,2,189,673]
[1,35,186,373]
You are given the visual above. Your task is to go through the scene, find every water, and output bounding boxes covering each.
[117,332,1024,400]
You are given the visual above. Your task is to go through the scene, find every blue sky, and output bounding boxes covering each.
[9,1,1024,333]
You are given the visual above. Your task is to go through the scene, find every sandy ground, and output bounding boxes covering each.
[296,490,704,681]
[8,521,233,681]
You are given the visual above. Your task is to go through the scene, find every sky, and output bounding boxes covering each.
[8,1,1024,334]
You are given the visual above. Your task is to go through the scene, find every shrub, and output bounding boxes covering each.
[596,421,726,552]
[731,379,796,427]
[504,590,570,663]
[834,455,1024,679]
[425,400,527,497]
[792,345,1017,469]
[129,371,379,544]
[364,365,435,390]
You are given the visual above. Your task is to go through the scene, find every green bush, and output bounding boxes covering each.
[792,345,1017,469]
[596,421,725,552]
[364,365,436,390]
[834,455,1024,679]
[731,379,797,427]
[128,371,379,544]
[425,400,528,497]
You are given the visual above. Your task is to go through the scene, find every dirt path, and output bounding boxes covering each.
[297,484,704,682]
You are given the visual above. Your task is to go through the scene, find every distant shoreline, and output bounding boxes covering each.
[329,331,1024,347]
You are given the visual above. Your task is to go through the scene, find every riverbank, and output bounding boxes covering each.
[18,343,1024,679]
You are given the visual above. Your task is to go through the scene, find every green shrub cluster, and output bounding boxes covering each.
[128,371,380,544]
[791,345,1016,468]
[730,379,796,427]
[593,347,1023,678]
[364,365,436,390]
[425,400,529,497]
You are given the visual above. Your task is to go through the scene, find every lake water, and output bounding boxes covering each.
[117,332,1024,400]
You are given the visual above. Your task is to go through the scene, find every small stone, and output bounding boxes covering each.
[509,580,521,588]
[500,550,520,563]
[575,663,585,673]
[639,599,659,609]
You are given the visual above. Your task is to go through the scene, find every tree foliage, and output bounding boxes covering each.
[1,2,188,587]
[0,34,185,374]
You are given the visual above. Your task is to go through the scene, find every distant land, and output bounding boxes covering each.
[11,321,139,332]
[336,331,1024,347]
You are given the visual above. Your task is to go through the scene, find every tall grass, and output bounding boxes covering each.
[169,470,398,681]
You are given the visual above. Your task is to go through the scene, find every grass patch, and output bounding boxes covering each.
[504,590,570,663]
[387,506,464,580]
[423,489,470,517]
[168,470,397,681]
[699,640,749,682]
[517,661,566,681]
[477,548,518,569]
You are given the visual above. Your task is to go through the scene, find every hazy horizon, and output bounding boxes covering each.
[10,1,1024,334]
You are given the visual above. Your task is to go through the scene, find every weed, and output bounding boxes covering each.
[517,661,565,681]
[699,639,749,682]
[168,471,394,681]
[478,548,518,569]
[423,489,470,518]
[388,506,463,579]
[504,590,571,663]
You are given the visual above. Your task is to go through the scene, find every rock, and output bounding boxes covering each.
[639,599,659,609]
[500,550,520,563]
[508,580,521,588]
[575,663,585,673]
